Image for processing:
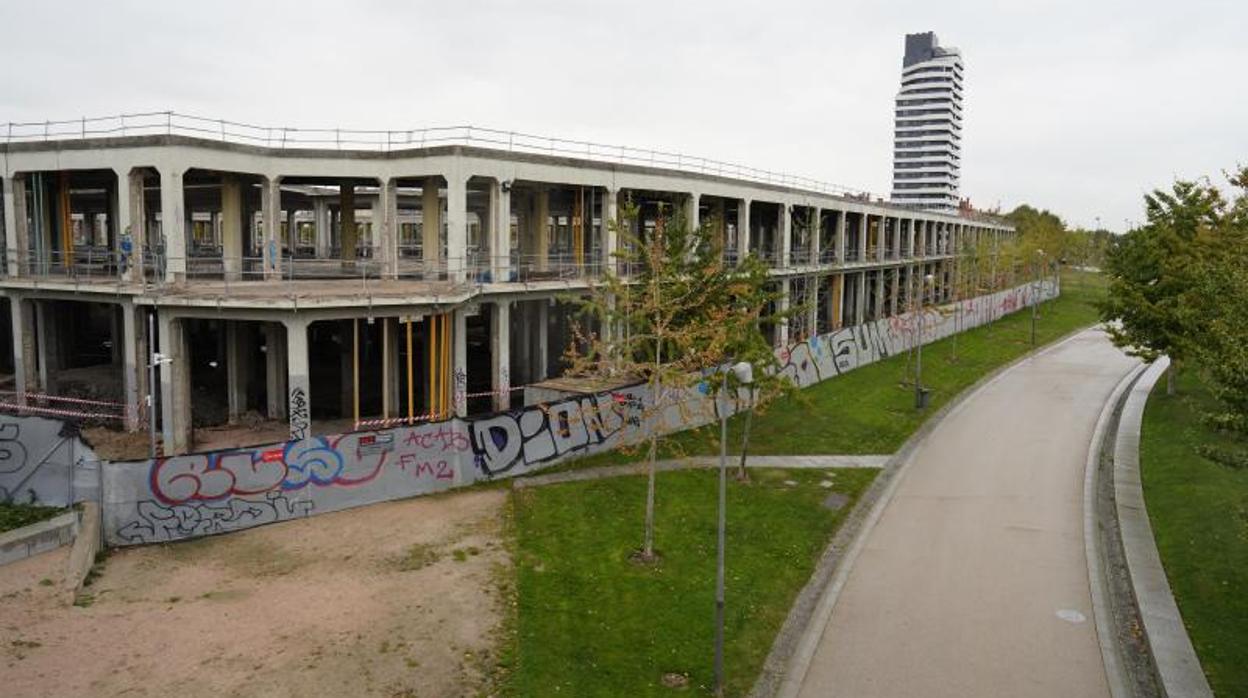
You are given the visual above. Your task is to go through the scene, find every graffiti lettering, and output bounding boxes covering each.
[289,386,309,441]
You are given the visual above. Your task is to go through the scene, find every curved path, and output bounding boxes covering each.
[793,328,1139,698]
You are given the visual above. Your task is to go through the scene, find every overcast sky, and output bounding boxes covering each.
[2,0,1244,230]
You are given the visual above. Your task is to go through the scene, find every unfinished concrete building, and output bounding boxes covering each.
[0,114,1014,455]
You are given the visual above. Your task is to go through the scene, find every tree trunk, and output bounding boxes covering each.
[736,389,754,481]
[1167,362,1177,396]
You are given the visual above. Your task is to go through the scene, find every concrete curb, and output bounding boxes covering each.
[65,502,101,601]
[1083,360,1147,698]
[0,509,78,567]
[759,325,1098,698]
[1113,358,1213,697]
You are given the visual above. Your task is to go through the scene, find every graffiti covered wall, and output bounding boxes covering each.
[102,279,1057,546]
[0,415,100,507]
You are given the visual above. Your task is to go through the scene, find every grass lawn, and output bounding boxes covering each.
[567,270,1106,467]
[497,271,1108,695]
[0,502,65,533]
[506,467,877,696]
[1140,369,1248,696]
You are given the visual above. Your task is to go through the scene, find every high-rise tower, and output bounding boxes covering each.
[891,32,962,212]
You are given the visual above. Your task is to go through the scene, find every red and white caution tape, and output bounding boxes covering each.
[0,390,127,408]
[0,400,125,421]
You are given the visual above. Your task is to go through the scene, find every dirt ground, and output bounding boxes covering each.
[0,488,511,698]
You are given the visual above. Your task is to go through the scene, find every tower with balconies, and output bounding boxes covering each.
[891,32,963,213]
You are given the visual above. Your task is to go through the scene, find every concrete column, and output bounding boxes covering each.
[447,173,467,281]
[157,310,191,455]
[889,268,900,316]
[261,176,283,279]
[226,321,251,423]
[120,301,147,432]
[830,274,844,329]
[806,276,819,338]
[876,217,886,262]
[534,188,550,272]
[383,318,400,418]
[536,301,549,381]
[739,199,751,259]
[284,318,310,441]
[811,208,822,265]
[4,175,28,276]
[835,211,847,264]
[221,177,243,282]
[341,183,357,270]
[857,212,868,262]
[688,192,700,230]
[264,322,287,420]
[453,309,468,416]
[313,199,330,259]
[119,170,146,283]
[855,272,867,325]
[422,178,441,272]
[777,279,791,347]
[491,300,510,412]
[493,180,513,281]
[778,203,791,267]
[603,187,618,274]
[515,301,531,385]
[159,168,186,282]
[9,295,38,402]
[35,300,59,392]
[378,178,398,278]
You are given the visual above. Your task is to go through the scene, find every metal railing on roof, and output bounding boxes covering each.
[2,111,1011,224]
[2,110,889,197]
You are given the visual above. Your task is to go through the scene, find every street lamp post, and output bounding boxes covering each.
[1031,249,1045,346]
[715,360,752,697]
[914,273,934,409]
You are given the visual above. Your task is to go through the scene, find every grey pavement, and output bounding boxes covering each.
[793,328,1139,698]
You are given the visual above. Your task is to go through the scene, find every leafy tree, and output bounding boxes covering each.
[567,199,788,560]
[1101,177,1227,394]
[1178,167,1248,466]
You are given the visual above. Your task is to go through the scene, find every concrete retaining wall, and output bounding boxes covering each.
[0,510,79,566]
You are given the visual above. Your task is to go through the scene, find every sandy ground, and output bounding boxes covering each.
[0,488,510,698]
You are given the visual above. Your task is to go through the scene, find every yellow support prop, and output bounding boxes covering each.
[406,317,414,422]
[352,319,360,425]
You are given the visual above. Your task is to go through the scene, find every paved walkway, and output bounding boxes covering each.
[794,329,1139,698]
